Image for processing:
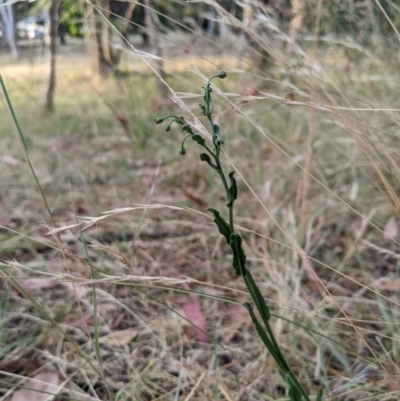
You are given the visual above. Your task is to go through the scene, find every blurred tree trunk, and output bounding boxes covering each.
[0,0,19,58]
[241,0,273,70]
[287,0,305,55]
[44,0,58,112]
[121,2,137,45]
[89,0,122,76]
[206,10,216,39]
[237,0,252,67]
[143,0,166,98]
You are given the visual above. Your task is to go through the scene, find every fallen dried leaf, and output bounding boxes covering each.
[10,371,59,401]
[183,294,208,343]
[182,188,208,208]
[18,278,59,292]
[62,282,90,299]
[384,217,398,239]
[220,304,248,341]
[375,278,400,292]
[99,328,138,347]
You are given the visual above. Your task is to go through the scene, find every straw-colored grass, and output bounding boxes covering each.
[2,2,400,400]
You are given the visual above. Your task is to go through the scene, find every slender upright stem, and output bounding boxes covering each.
[155,71,319,401]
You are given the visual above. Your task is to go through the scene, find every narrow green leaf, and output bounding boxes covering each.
[200,153,219,170]
[181,124,191,133]
[0,74,56,227]
[288,383,303,401]
[244,272,270,322]
[200,153,212,163]
[286,373,305,401]
[202,86,212,103]
[230,233,247,276]
[199,104,207,116]
[227,171,238,207]
[0,75,28,151]
[316,388,323,401]
[191,134,206,146]
[243,302,282,365]
[207,208,231,244]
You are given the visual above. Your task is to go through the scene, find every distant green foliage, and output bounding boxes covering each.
[127,0,206,33]
[304,0,399,40]
[60,0,86,38]
[14,0,400,43]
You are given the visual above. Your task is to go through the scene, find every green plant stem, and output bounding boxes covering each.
[204,85,229,196]
[210,135,311,399]
[156,71,318,401]
[204,144,217,159]
[0,75,56,228]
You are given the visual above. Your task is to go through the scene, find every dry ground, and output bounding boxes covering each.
[1,29,400,401]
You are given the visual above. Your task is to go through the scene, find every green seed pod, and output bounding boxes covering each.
[155,117,165,124]
[217,70,227,79]
[166,120,174,132]
[213,134,224,148]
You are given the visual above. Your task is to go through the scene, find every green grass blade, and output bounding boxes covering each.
[0,74,56,227]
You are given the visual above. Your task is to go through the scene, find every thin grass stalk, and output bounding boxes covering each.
[0,265,106,380]
[0,75,111,398]
[74,208,106,391]
[0,75,56,227]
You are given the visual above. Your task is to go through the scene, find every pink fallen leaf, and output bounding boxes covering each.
[11,371,60,401]
[183,294,208,343]
[375,278,400,292]
[3,155,21,165]
[384,217,398,239]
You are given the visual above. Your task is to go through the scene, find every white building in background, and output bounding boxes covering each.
[0,0,19,57]
[0,0,45,57]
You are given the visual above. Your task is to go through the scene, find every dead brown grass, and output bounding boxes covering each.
[2,2,400,400]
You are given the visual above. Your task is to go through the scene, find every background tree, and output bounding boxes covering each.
[43,0,58,112]
[288,0,305,55]
[89,0,123,75]
[143,0,165,98]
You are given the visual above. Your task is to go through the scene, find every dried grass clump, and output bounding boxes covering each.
[2,0,400,400]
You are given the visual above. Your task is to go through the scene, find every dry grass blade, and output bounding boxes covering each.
[2,0,400,399]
